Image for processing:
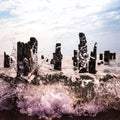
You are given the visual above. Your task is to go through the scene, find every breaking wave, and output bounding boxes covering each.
[0,75,120,119]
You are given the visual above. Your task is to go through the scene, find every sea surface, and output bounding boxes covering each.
[0,54,120,120]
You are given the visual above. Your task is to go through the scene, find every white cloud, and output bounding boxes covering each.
[0,0,120,55]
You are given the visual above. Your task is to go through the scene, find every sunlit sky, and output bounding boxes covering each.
[0,0,120,56]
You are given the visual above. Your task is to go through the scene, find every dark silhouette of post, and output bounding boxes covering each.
[17,37,38,77]
[93,42,97,60]
[53,43,63,71]
[109,53,113,60]
[78,33,88,73]
[99,53,103,60]
[41,55,44,59]
[104,50,110,62]
[29,37,38,54]
[72,50,78,67]
[113,53,116,59]
[108,52,116,60]
[4,52,10,68]
[89,43,97,74]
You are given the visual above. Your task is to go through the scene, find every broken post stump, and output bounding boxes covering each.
[53,43,63,71]
[41,55,44,59]
[88,43,97,74]
[109,53,113,60]
[72,50,78,67]
[89,52,96,74]
[113,53,116,59]
[29,37,38,54]
[17,37,38,77]
[104,50,110,63]
[4,52,10,68]
[99,53,103,60]
[50,58,54,64]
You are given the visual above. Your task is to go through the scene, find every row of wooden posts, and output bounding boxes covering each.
[99,51,116,62]
[72,33,97,74]
[3,33,116,77]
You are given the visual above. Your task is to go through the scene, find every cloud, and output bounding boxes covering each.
[0,0,120,55]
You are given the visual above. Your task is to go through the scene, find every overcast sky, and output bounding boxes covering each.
[0,0,120,56]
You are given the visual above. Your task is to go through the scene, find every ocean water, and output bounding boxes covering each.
[0,54,120,120]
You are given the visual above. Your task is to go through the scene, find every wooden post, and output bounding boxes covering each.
[88,43,97,74]
[109,53,113,60]
[4,52,10,68]
[17,37,38,77]
[89,52,96,74]
[99,53,103,60]
[17,42,27,76]
[104,50,110,62]
[78,33,88,73]
[41,55,44,59]
[113,53,116,59]
[72,50,78,67]
[93,42,97,60]
[53,43,63,71]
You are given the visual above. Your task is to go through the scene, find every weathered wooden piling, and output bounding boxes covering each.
[99,53,103,60]
[4,52,10,68]
[113,53,116,59]
[93,42,97,60]
[108,52,116,60]
[104,50,110,62]
[88,43,97,74]
[97,62,101,65]
[50,58,54,64]
[78,32,88,73]
[29,37,38,54]
[72,50,78,67]
[109,53,113,60]
[46,59,49,62]
[41,55,44,59]
[89,52,96,74]
[17,37,38,77]
[53,43,63,71]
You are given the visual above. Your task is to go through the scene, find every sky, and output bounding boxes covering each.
[0,0,120,56]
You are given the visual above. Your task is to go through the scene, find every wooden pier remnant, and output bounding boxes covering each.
[98,51,116,65]
[41,55,44,59]
[104,50,110,62]
[53,43,63,71]
[17,37,38,77]
[72,50,78,67]
[78,32,88,73]
[109,53,113,60]
[99,53,103,60]
[89,43,97,74]
[4,52,10,68]
[93,42,97,60]
[113,53,116,59]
